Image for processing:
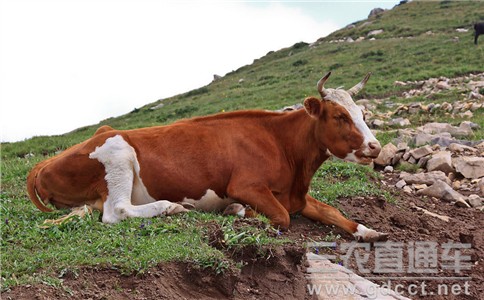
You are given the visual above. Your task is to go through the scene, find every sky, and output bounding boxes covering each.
[0,0,398,143]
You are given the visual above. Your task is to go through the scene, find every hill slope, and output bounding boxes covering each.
[2,0,483,158]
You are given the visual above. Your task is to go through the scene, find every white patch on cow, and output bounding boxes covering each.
[236,207,246,217]
[325,89,380,161]
[181,189,236,212]
[89,134,186,223]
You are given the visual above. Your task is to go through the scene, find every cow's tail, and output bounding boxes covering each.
[27,162,53,212]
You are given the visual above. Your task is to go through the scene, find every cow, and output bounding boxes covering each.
[475,22,484,45]
[27,72,387,242]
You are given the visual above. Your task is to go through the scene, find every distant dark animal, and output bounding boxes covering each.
[474,22,484,45]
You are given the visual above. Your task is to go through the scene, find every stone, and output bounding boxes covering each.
[453,156,484,179]
[394,80,407,86]
[395,179,406,189]
[410,145,433,160]
[417,156,430,168]
[384,165,394,173]
[400,171,451,185]
[467,195,483,208]
[371,119,385,128]
[478,178,484,194]
[367,29,384,36]
[448,143,477,153]
[368,8,385,18]
[374,143,397,166]
[417,180,465,202]
[420,122,473,138]
[403,186,413,194]
[413,132,452,147]
[150,103,164,110]
[391,152,404,165]
[388,118,411,127]
[454,198,471,208]
[345,37,354,43]
[459,110,473,118]
[426,151,453,174]
[436,81,451,90]
[413,184,428,190]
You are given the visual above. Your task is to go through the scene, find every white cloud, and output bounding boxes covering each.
[0,0,339,142]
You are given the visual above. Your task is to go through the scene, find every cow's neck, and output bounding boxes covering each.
[272,110,330,183]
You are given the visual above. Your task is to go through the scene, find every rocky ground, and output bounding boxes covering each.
[3,74,483,300]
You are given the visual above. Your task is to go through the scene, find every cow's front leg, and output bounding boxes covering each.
[227,183,290,229]
[301,194,388,242]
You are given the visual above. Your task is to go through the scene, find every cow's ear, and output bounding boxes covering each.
[304,97,322,118]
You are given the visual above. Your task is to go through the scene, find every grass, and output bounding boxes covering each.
[1,0,484,291]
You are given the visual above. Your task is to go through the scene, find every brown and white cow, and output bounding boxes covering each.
[27,72,387,242]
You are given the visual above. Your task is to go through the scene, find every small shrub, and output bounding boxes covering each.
[292,59,308,67]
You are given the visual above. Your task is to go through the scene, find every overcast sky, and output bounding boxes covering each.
[0,0,398,143]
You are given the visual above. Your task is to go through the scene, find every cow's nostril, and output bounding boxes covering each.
[368,141,381,156]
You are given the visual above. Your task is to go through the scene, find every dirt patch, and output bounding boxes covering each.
[3,245,312,300]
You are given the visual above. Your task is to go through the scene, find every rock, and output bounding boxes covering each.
[213,74,222,81]
[367,29,384,36]
[374,143,398,166]
[400,171,451,185]
[371,119,385,128]
[403,186,413,194]
[413,132,452,147]
[395,179,406,189]
[238,78,245,84]
[410,145,433,160]
[368,8,385,18]
[456,28,469,33]
[478,178,484,194]
[459,110,473,118]
[436,81,451,90]
[397,142,409,152]
[448,143,477,153]
[391,152,404,165]
[394,80,407,86]
[413,184,428,190]
[417,156,430,168]
[467,195,483,208]
[345,37,354,43]
[454,198,471,208]
[426,151,454,174]
[388,118,411,127]
[150,103,165,110]
[453,156,484,179]
[417,180,465,202]
[384,165,394,173]
[420,122,473,138]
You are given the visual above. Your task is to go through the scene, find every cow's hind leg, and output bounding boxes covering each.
[89,135,187,223]
[302,195,388,242]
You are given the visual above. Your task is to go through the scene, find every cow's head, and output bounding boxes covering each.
[304,72,381,164]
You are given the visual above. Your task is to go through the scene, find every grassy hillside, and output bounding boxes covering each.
[1,0,484,290]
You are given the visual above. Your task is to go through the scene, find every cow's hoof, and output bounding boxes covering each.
[356,230,389,243]
[167,204,189,215]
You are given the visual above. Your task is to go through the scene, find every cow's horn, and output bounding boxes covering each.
[347,72,371,96]
[317,72,331,98]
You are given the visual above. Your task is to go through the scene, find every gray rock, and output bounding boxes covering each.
[371,119,385,128]
[413,132,452,147]
[368,29,384,36]
[417,180,465,202]
[453,156,484,179]
[388,118,411,127]
[374,143,398,166]
[410,145,433,160]
[395,179,406,189]
[392,152,404,165]
[400,170,451,185]
[368,8,385,18]
[479,178,484,194]
[467,195,483,208]
[150,103,165,110]
[420,122,473,138]
[426,151,454,174]
[384,165,394,173]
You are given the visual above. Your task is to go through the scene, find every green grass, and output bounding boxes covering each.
[1,0,484,290]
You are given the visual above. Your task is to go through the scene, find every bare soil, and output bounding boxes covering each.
[3,174,483,299]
